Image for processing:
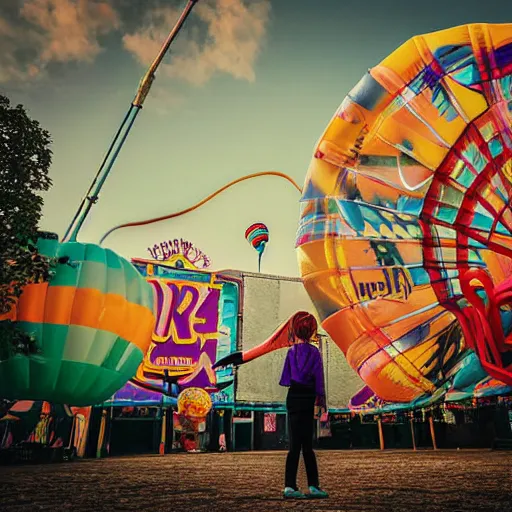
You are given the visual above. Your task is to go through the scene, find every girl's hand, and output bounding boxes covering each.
[314,406,326,419]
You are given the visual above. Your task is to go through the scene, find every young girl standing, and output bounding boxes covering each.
[279,311,329,499]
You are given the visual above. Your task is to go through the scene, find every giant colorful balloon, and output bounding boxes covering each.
[177,387,212,419]
[0,237,155,406]
[296,23,512,411]
[245,222,269,272]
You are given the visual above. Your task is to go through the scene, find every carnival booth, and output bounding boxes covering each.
[0,400,85,464]
[88,241,238,456]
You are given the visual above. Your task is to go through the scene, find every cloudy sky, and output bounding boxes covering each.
[0,0,509,276]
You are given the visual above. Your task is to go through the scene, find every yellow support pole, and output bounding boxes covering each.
[429,415,438,450]
[378,417,385,450]
[159,409,167,455]
[96,409,107,458]
[410,417,417,451]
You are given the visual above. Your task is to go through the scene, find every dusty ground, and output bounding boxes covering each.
[1,450,511,512]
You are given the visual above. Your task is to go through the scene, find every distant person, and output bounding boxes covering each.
[279,311,329,499]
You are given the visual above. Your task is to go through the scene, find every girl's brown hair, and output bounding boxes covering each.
[289,311,318,343]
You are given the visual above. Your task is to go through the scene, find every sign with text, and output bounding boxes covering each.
[141,278,221,382]
[130,267,239,404]
[147,238,211,269]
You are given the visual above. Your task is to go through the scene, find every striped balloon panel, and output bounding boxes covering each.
[0,240,156,405]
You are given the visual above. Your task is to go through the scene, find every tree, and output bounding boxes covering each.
[0,93,54,356]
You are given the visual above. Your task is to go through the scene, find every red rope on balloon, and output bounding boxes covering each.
[457,268,512,386]
[99,171,302,244]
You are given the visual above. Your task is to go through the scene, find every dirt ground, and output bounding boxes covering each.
[1,450,511,512]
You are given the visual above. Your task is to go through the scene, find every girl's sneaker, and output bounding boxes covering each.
[283,487,305,499]
[306,486,329,499]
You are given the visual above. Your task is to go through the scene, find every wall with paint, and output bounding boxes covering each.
[129,262,239,405]
[112,264,363,411]
[233,273,364,409]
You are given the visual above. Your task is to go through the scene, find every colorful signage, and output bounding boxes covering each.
[141,277,222,383]
[147,238,211,269]
[126,263,238,405]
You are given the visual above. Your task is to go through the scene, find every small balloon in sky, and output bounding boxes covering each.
[245,222,269,273]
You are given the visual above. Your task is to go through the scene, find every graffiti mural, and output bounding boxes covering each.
[142,278,222,384]
[146,238,211,269]
[126,262,239,405]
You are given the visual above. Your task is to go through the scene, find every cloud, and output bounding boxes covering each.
[0,15,27,83]
[123,0,271,86]
[0,0,270,90]
[0,0,119,83]
[22,0,119,63]
[122,6,178,68]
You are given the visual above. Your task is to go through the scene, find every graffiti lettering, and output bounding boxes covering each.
[142,279,222,380]
[130,263,238,401]
[147,238,211,268]
[171,284,200,341]
[356,267,413,302]
[154,356,194,367]
[149,280,220,345]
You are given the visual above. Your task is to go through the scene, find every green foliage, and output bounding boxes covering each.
[0,94,54,353]
[0,320,39,359]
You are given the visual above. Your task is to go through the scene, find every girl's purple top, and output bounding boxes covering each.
[279,343,326,407]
